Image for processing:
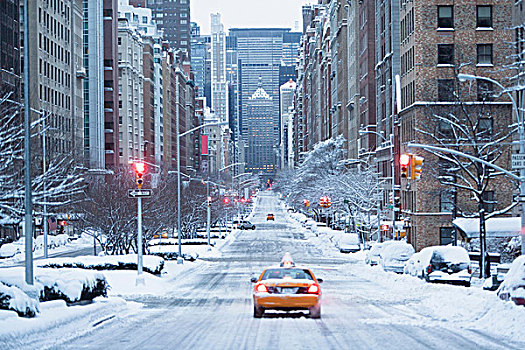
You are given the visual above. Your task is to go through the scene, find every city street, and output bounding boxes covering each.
[29,193,522,350]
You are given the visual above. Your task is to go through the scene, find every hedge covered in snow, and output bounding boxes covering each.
[0,267,108,317]
[37,254,165,275]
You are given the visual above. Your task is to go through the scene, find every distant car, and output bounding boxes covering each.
[497,256,525,306]
[251,253,323,318]
[267,213,275,221]
[417,246,472,287]
[336,234,360,253]
[237,220,256,230]
[365,243,383,266]
[379,241,415,274]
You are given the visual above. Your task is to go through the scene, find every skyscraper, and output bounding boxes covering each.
[145,0,191,58]
[229,28,301,174]
[279,79,296,170]
[190,23,211,106]
[0,0,20,101]
[246,79,274,173]
[210,13,228,123]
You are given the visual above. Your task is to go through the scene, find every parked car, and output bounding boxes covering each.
[417,246,472,287]
[379,241,415,274]
[497,256,525,306]
[365,243,383,266]
[404,252,421,276]
[483,263,512,291]
[336,234,360,253]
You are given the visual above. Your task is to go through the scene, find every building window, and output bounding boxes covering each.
[477,6,492,28]
[440,190,455,212]
[438,79,455,101]
[440,228,455,246]
[437,44,454,65]
[478,118,493,137]
[437,6,453,29]
[477,44,493,65]
[477,80,494,101]
[483,191,495,213]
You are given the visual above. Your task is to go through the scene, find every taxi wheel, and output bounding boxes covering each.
[309,304,321,319]
[254,306,264,318]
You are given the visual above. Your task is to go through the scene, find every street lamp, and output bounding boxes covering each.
[176,121,227,260]
[359,128,397,240]
[458,73,525,256]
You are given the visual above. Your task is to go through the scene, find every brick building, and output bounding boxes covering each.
[398,0,515,251]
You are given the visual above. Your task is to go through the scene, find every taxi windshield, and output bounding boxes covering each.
[261,268,314,280]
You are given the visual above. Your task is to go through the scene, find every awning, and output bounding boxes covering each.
[453,217,521,239]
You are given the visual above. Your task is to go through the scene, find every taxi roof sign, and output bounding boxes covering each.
[280,252,295,267]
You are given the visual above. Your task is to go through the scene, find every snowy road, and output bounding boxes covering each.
[37,193,523,349]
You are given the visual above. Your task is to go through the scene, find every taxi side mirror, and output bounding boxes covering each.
[317,278,323,283]
[250,277,257,283]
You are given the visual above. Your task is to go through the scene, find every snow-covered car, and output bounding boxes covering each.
[497,256,525,306]
[365,243,383,266]
[0,242,23,258]
[379,241,415,274]
[336,234,360,253]
[418,246,472,287]
[404,252,422,277]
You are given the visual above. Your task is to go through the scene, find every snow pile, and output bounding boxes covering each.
[0,242,24,258]
[0,282,39,317]
[34,234,70,250]
[0,267,108,317]
[36,255,165,275]
[347,262,525,342]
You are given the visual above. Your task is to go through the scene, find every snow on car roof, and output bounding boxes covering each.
[499,255,525,289]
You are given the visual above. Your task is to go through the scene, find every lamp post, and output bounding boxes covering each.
[458,73,525,256]
[176,121,227,259]
[359,129,396,240]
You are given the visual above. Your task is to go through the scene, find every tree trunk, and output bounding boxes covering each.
[478,202,489,278]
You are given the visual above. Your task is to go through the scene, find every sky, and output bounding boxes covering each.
[191,0,314,34]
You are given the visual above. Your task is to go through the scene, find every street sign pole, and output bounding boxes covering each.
[136,196,144,285]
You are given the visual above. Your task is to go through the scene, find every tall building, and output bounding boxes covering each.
[229,28,301,174]
[190,25,211,106]
[398,0,515,250]
[116,16,144,165]
[103,0,120,169]
[279,79,296,170]
[145,0,191,58]
[83,0,105,169]
[1,0,20,101]
[210,13,228,123]
[246,79,275,173]
[24,0,85,161]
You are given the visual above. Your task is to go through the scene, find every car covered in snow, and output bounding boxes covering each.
[251,253,323,318]
[404,252,422,277]
[365,242,383,266]
[497,256,525,306]
[417,246,472,287]
[336,234,360,253]
[379,241,415,274]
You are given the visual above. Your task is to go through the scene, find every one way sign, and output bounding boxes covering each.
[128,189,153,198]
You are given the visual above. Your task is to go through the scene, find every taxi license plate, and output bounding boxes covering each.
[279,287,298,294]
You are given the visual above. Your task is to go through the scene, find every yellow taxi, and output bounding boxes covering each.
[251,253,323,318]
[266,213,275,221]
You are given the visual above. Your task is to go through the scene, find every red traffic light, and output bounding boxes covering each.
[224,198,230,204]
[380,224,389,231]
[400,154,410,167]
[134,162,145,174]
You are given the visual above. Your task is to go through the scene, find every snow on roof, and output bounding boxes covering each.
[453,217,521,239]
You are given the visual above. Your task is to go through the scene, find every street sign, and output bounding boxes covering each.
[511,154,525,169]
[128,189,153,198]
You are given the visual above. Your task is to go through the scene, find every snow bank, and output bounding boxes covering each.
[34,234,70,250]
[0,267,108,305]
[0,243,24,258]
[0,282,39,317]
[37,254,165,275]
[347,261,525,342]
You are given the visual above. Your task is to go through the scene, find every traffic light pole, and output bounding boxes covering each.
[137,196,144,284]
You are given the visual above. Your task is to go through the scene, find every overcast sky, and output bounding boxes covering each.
[191,0,315,34]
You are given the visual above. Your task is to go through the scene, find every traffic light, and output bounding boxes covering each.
[411,155,424,180]
[224,197,230,204]
[303,199,310,207]
[207,196,212,206]
[400,154,411,179]
[319,196,332,208]
[134,162,145,189]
